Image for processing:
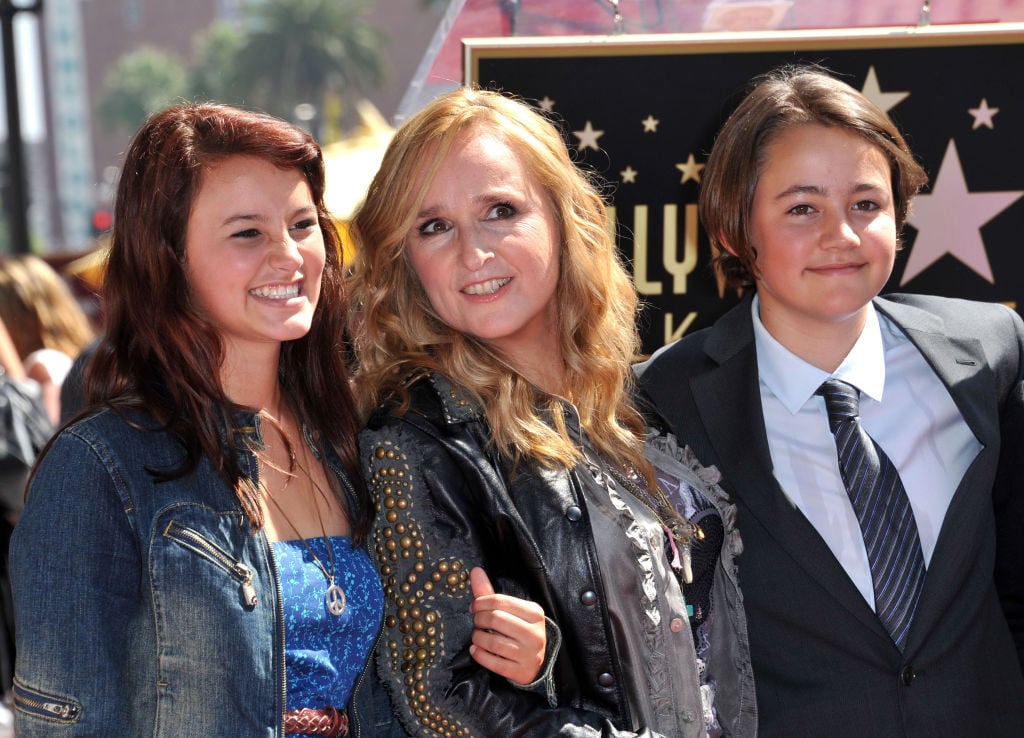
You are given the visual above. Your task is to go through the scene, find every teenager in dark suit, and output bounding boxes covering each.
[636,65,1024,737]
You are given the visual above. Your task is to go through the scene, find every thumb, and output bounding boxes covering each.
[470,566,495,599]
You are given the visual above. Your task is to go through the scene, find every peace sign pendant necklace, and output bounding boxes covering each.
[265,450,347,617]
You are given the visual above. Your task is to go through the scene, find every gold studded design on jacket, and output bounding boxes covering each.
[368,441,474,737]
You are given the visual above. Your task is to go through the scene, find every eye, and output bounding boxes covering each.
[489,201,516,219]
[231,227,261,239]
[417,218,450,236]
[290,218,318,233]
[787,203,814,216]
[853,200,880,212]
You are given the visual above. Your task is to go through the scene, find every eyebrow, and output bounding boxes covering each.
[415,188,521,219]
[773,182,887,200]
[221,213,261,227]
[219,205,317,228]
[414,205,442,221]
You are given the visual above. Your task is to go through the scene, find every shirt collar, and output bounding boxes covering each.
[752,294,886,414]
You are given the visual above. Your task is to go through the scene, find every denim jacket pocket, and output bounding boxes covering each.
[12,678,83,724]
[162,520,258,608]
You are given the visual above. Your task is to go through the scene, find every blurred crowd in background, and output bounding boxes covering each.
[0,252,97,734]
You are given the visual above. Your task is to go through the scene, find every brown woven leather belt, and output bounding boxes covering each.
[283,706,349,736]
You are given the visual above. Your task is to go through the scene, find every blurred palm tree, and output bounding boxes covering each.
[232,0,386,127]
[97,0,386,138]
[189,22,248,106]
[96,48,189,134]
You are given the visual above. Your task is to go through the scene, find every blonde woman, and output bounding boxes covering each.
[349,88,713,737]
[0,254,94,423]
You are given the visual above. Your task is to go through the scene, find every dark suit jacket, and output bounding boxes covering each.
[636,292,1024,737]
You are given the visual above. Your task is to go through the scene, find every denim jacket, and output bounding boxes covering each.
[9,407,402,737]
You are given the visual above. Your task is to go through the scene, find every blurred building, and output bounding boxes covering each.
[26,0,1024,253]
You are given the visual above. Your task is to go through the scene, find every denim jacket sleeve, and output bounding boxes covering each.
[10,414,286,737]
[10,426,143,734]
[359,415,671,738]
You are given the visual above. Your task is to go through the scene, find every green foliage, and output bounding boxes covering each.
[96,47,190,134]
[231,0,387,120]
[189,22,248,106]
[97,0,387,134]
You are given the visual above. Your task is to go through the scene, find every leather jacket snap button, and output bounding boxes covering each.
[580,590,598,606]
[565,505,582,522]
[669,617,685,633]
[681,709,697,723]
[597,672,615,687]
[900,665,916,685]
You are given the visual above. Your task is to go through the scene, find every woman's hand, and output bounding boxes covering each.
[468,566,547,685]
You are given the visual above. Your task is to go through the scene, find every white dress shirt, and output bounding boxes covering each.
[752,295,981,609]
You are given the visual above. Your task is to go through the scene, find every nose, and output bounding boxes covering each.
[823,211,858,248]
[269,234,303,270]
[457,231,494,271]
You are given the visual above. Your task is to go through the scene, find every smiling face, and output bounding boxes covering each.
[405,129,562,362]
[184,155,325,366]
[744,123,897,346]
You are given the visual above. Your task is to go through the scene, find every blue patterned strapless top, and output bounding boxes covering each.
[272,536,383,711]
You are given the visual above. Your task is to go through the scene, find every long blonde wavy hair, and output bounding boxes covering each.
[348,87,652,478]
[0,254,94,361]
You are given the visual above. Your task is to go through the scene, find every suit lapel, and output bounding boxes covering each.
[874,298,996,449]
[691,299,887,635]
[874,298,1000,650]
[679,295,1003,653]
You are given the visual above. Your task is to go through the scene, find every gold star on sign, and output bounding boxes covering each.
[573,121,604,151]
[538,96,556,112]
[642,115,659,132]
[620,166,638,183]
[675,153,704,184]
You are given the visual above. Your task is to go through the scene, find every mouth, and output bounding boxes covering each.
[462,277,510,296]
[810,262,864,274]
[249,282,301,299]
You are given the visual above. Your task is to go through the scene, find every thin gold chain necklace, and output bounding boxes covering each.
[263,435,347,617]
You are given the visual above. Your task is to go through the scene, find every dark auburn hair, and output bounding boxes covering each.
[84,102,368,539]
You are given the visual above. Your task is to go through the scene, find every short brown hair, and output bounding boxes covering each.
[700,64,928,288]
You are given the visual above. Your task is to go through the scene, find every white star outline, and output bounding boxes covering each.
[903,139,1024,284]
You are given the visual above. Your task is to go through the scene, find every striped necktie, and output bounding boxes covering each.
[817,379,926,651]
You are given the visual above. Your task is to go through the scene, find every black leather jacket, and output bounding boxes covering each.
[360,373,704,737]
